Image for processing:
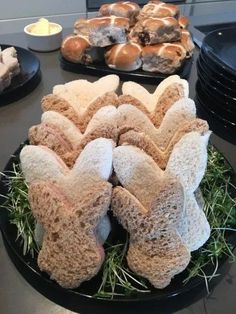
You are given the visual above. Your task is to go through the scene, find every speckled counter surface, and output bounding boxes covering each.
[0,31,236,314]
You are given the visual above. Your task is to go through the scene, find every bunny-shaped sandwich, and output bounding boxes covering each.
[166,132,211,251]
[118,99,209,168]
[20,138,114,288]
[112,131,211,287]
[112,144,190,288]
[120,75,188,127]
[29,105,118,168]
[41,75,119,132]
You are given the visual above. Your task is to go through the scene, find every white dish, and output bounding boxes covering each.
[24,22,62,52]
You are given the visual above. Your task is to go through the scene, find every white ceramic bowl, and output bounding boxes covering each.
[24,22,62,52]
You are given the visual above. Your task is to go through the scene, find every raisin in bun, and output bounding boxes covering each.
[142,43,186,74]
[99,1,140,25]
[130,17,181,45]
[105,42,142,71]
[138,1,179,20]
[61,35,104,64]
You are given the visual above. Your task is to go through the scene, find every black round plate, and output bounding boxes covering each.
[196,60,236,118]
[0,44,41,106]
[196,82,236,145]
[200,50,236,90]
[202,27,236,76]
[197,55,236,101]
[59,54,193,84]
[0,143,235,314]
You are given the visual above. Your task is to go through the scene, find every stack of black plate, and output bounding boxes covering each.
[196,27,236,144]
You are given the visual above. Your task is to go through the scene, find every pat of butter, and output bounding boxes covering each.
[31,18,59,35]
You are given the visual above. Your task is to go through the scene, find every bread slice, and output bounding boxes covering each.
[122,75,189,127]
[166,131,211,193]
[111,151,190,288]
[53,75,119,116]
[166,131,211,251]
[179,193,210,251]
[29,179,112,288]
[23,138,113,288]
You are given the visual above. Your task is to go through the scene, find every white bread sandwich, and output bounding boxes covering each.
[20,138,114,288]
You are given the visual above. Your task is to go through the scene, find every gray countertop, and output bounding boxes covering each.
[0,31,236,314]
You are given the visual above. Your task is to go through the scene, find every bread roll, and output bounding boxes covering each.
[180,29,195,58]
[129,17,181,45]
[74,16,129,47]
[105,42,142,71]
[138,1,179,20]
[61,34,104,64]
[142,43,186,74]
[99,1,140,25]
[178,15,189,29]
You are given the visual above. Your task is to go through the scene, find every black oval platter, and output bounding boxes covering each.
[59,54,193,84]
[0,143,235,314]
[0,44,41,106]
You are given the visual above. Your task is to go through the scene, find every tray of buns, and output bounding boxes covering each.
[60,1,194,83]
[1,74,236,313]
[0,45,41,106]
